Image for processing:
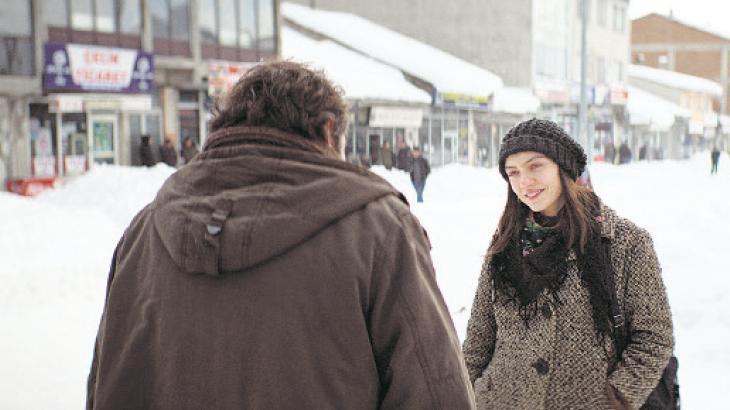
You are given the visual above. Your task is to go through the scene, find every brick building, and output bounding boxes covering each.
[631,13,730,113]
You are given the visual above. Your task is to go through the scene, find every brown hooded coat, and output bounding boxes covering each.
[87,127,474,409]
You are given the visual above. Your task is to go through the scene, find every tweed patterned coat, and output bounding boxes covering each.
[462,205,673,409]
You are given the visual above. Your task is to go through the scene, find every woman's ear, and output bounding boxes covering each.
[323,118,336,148]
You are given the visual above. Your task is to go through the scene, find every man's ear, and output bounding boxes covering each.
[323,118,336,147]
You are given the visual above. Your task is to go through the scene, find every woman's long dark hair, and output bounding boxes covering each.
[489,170,597,257]
[489,169,614,339]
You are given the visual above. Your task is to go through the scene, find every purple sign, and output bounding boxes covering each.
[43,43,154,93]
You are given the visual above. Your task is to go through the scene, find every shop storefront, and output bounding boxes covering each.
[37,42,156,176]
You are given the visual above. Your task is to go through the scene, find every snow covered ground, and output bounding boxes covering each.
[1,153,727,409]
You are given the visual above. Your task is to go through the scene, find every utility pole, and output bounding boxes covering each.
[578,0,588,155]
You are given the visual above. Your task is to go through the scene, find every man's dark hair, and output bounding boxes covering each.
[210,61,348,149]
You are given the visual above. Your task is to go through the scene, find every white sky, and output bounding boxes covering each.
[629,0,730,38]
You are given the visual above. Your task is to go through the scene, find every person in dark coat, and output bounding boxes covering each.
[87,61,475,410]
[396,141,412,171]
[618,142,632,164]
[180,136,200,165]
[604,141,616,164]
[711,146,721,174]
[463,119,673,409]
[138,134,156,167]
[159,138,178,167]
[380,141,394,170]
[410,147,430,203]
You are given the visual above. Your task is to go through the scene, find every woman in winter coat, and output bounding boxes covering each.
[462,119,674,409]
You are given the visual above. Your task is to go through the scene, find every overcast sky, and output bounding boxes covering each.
[629,0,730,37]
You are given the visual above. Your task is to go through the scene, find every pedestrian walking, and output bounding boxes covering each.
[410,147,430,203]
[463,119,674,409]
[711,146,720,174]
[618,142,632,164]
[87,61,474,410]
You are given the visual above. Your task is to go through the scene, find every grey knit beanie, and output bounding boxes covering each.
[498,118,587,180]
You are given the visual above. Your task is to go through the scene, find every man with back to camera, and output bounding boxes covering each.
[86,61,475,409]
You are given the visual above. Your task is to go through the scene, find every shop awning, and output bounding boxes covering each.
[282,3,503,106]
[489,87,540,114]
[627,86,689,132]
[281,27,431,104]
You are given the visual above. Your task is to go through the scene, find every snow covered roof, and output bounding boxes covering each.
[627,85,690,131]
[628,64,723,97]
[281,27,431,104]
[282,2,503,101]
[489,87,540,114]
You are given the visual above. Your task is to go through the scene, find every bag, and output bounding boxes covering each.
[604,241,680,410]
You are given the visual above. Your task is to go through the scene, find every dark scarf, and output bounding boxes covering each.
[491,202,614,338]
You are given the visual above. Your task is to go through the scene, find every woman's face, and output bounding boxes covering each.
[504,151,564,216]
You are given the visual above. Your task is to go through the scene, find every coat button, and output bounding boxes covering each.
[541,303,552,319]
[533,358,549,375]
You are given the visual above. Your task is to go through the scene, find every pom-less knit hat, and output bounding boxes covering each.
[498,118,587,180]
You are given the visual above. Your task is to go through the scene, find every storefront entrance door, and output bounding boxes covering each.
[89,115,118,165]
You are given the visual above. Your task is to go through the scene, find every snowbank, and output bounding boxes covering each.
[282,2,503,99]
[2,152,729,409]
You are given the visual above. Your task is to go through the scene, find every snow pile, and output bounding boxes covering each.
[282,27,431,104]
[282,2,503,99]
[629,64,724,96]
[1,152,729,409]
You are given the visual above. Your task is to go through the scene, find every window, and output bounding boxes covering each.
[238,0,256,48]
[199,0,217,44]
[613,4,626,33]
[258,0,276,52]
[95,0,117,33]
[152,0,191,55]
[219,0,238,47]
[46,1,69,28]
[0,0,34,75]
[119,0,142,34]
[71,0,94,31]
[170,0,190,41]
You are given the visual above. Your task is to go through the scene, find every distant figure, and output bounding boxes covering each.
[711,147,721,174]
[396,141,412,171]
[180,137,200,164]
[380,141,394,170]
[410,147,430,203]
[639,144,647,161]
[618,142,632,164]
[604,142,616,164]
[139,134,156,167]
[159,138,178,167]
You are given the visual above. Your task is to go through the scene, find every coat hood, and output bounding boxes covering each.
[151,127,403,276]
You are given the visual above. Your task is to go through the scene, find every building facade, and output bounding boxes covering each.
[0,0,279,191]
[631,13,730,114]
[289,0,631,160]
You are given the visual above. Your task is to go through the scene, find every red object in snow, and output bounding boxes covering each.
[5,177,57,196]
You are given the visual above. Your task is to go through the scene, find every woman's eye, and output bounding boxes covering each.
[530,163,543,170]
[507,171,518,177]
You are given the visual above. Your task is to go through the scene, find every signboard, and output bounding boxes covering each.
[208,61,257,97]
[43,43,154,93]
[435,91,490,109]
[609,85,629,105]
[369,106,424,128]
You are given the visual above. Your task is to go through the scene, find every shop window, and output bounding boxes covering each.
[61,113,89,175]
[30,104,57,177]
[71,0,95,31]
[0,1,34,76]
